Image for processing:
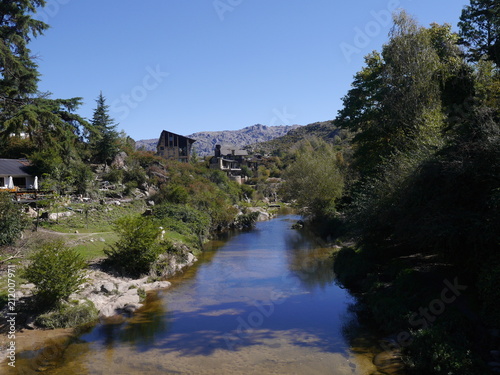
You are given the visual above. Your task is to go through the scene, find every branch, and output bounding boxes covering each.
[0,252,23,264]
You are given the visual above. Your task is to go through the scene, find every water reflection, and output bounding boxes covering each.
[10,215,382,375]
[84,293,169,350]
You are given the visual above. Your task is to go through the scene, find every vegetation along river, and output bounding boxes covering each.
[12,215,387,374]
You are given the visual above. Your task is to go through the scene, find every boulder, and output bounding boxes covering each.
[111,151,128,169]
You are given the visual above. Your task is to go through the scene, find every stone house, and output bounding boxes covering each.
[209,145,253,184]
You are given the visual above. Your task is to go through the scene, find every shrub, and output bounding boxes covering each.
[404,325,482,375]
[477,261,500,326]
[35,300,98,329]
[104,215,164,277]
[153,203,211,238]
[0,192,28,246]
[23,241,87,308]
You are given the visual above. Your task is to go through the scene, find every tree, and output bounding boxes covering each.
[281,138,344,219]
[104,215,164,277]
[23,241,87,308]
[89,92,120,165]
[459,0,500,65]
[338,13,462,177]
[0,1,91,160]
[0,1,47,107]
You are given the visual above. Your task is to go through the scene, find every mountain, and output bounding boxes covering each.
[135,124,302,156]
[246,120,352,155]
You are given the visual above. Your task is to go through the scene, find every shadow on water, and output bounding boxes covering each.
[9,215,392,374]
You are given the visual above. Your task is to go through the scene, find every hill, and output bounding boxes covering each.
[246,120,352,155]
[135,124,301,156]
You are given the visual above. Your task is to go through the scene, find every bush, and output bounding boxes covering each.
[404,325,482,375]
[0,192,28,246]
[104,215,164,277]
[35,300,98,329]
[23,241,87,308]
[477,261,500,326]
[153,203,211,238]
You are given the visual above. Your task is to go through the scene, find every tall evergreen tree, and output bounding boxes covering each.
[90,92,119,165]
[0,1,89,158]
[459,0,500,65]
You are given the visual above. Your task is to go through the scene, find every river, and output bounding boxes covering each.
[11,215,384,374]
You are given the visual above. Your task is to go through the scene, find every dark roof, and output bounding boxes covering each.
[220,146,248,156]
[0,159,33,176]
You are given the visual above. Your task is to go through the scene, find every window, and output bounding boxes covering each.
[13,177,26,188]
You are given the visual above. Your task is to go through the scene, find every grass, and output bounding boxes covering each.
[68,232,119,260]
[39,200,146,233]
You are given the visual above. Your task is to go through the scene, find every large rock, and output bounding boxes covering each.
[246,207,271,221]
[111,151,128,169]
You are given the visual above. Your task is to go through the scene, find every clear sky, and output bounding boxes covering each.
[29,0,469,141]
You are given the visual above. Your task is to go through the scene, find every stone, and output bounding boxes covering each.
[143,281,171,292]
[100,282,116,294]
[111,151,128,169]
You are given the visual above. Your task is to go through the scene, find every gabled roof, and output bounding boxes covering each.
[157,130,196,147]
[0,159,33,176]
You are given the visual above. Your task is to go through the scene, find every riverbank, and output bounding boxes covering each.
[333,244,498,374]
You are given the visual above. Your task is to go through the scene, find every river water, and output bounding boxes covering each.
[11,215,383,374]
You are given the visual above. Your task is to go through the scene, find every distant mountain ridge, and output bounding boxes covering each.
[135,124,301,156]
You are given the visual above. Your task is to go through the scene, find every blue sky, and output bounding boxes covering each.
[30,0,469,140]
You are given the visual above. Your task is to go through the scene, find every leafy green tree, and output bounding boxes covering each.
[0,192,28,246]
[23,241,87,308]
[338,13,454,177]
[104,215,164,277]
[89,92,120,165]
[281,138,344,219]
[459,0,500,65]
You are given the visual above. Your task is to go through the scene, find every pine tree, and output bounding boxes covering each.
[90,92,119,165]
[0,1,89,157]
[459,0,500,65]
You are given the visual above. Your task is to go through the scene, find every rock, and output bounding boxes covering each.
[246,207,271,221]
[25,316,37,330]
[143,281,171,292]
[48,211,74,221]
[122,304,140,315]
[100,282,116,294]
[147,200,155,206]
[111,151,128,169]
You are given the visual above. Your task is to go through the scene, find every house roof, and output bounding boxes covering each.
[0,159,33,177]
[220,146,248,156]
